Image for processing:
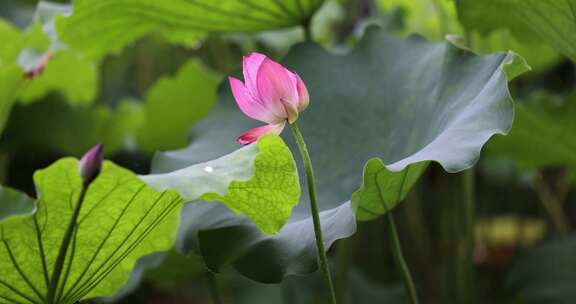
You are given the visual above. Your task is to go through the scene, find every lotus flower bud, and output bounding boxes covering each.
[79,144,103,185]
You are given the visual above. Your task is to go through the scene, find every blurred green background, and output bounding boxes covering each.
[1,0,575,303]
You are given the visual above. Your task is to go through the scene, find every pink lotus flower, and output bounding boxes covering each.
[229,52,309,145]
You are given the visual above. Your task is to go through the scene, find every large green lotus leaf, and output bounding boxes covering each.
[0,158,184,303]
[1,6,131,154]
[57,0,326,59]
[455,0,576,62]
[0,4,97,108]
[142,134,300,235]
[136,59,219,151]
[150,27,524,282]
[487,92,576,171]
[14,2,98,105]
[507,236,576,303]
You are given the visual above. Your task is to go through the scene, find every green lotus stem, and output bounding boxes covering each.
[464,169,476,300]
[335,238,351,303]
[303,20,313,42]
[383,207,419,304]
[290,122,337,304]
[301,5,313,43]
[207,272,223,304]
[456,168,476,303]
[532,173,570,235]
[47,184,88,304]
